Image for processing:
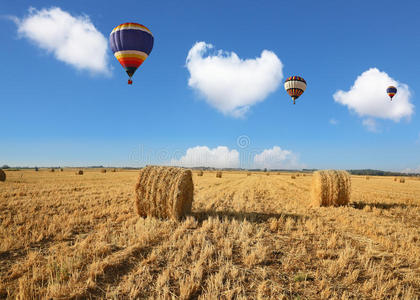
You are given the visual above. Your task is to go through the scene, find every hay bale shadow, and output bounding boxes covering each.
[350,201,416,210]
[191,210,305,224]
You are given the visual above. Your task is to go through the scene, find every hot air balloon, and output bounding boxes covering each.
[386,86,397,101]
[284,76,306,104]
[109,23,154,85]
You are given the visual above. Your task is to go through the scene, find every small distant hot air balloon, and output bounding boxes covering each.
[284,76,307,104]
[109,23,154,85]
[386,86,397,101]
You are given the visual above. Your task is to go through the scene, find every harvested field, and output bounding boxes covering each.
[0,171,419,299]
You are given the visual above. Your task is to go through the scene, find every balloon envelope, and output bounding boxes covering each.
[386,86,397,100]
[109,23,154,80]
[284,76,307,104]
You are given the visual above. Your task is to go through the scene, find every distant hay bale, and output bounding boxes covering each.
[50,168,55,172]
[76,170,83,175]
[112,169,117,172]
[302,174,306,177]
[197,170,203,176]
[60,168,63,172]
[135,166,193,221]
[291,175,296,179]
[247,172,251,176]
[311,170,351,207]
[296,173,300,177]
[366,176,370,180]
[394,177,398,182]
[216,171,222,178]
[266,172,270,176]
[400,178,405,183]
[34,167,39,172]
[0,169,6,182]
[101,169,107,173]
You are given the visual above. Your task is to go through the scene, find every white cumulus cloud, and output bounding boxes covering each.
[333,68,414,122]
[253,146,303,169]
[186,42,283,118]
[171,146,239,168]
[14,7,110,74]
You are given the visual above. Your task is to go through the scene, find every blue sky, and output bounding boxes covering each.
[1,0,420,171]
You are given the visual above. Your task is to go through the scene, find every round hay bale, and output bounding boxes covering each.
[400,178,405,183]
[60,168,64,172]
[266,172,270,176]
[366,176,370,180]
[291,175,296,179]
[311,170,351,207]
[101,169,107,173]
[197,170,203,176]
[35,167,39,172]
[135,166,193,221]
[50,168,55,172]
[0,169,6,182]
[112,169,117,172]
[247,172,251,176]
[394,177,398,182]
[76,170,83,175]
[216,171,222,178]
[296,173,300,177]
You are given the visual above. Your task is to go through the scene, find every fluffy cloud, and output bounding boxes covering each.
[170,146,239,168]
[14,7,110,74]
[186,42,283,117]
[253,146,303,169]
[333,68,414,122]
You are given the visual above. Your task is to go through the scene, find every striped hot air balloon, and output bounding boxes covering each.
[386,86,397,101]
[109,23,154,84]
[284,76,307,104]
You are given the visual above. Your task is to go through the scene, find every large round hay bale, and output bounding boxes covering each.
[216,171,222,178]
[247,172,251,176]
[197,170,203,176]
[50,168,55,172]
[311,170,351,207]
[400,178,405,183]
[135,166,193,221]
[291,175,296,179]
[101,169,107,173]
[76,170,83,175]
[0,169,5,182]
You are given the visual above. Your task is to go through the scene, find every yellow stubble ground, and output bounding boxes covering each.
[0,170,419,299]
